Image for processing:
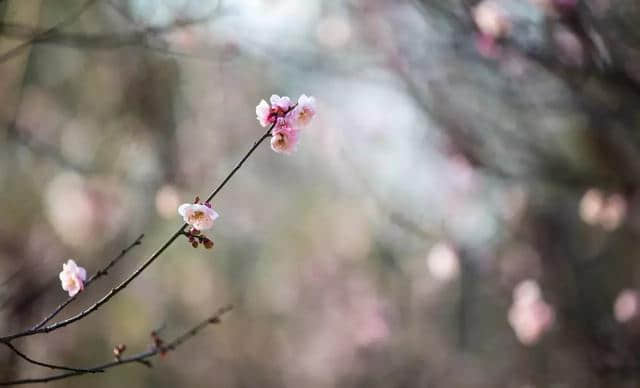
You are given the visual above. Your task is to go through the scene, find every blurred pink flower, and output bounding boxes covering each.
[271,118,300,154]
[178,203,219,231]
[292,94,316,128]
[353,302,389,346]
[614,289,639,323]
[270,94,292,111]
[600,193,626,231]
[508,279,554,346]
[256,93,316,154]
[59,259,87,297]
[473,0,510,39]
[426,242,460,281]
[579,188,626,230]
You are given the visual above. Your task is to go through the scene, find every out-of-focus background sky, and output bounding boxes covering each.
[1,0,640,387]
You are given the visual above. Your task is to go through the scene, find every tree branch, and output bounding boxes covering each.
[0,122,275,343]
[31,234,145,330]
[0,235,142,376]
[1,341,104,374]
[0,305,233,386]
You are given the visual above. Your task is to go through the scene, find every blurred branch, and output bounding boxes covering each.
[0,0,100,63]
[0,5,220,53]
[0,0,41,133]
[5,125,154,186]
[105,0,135,23]
[388,212,437,241]
[0,305,233,386]
[0,19,205,48]
[340,147,439,241]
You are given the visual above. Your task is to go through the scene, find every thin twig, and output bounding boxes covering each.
[205,123,276,203]
[0,305,233,386]
[161,305,233,351]
[1,342,104,374]
[0,235,143,374]
[0,123,275,343]
[31,234,145,330]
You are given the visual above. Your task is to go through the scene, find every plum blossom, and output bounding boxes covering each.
[270,95,292,111]
[256,95,296,128]
[507,279,554,346]
[271,119,299,154]
[178,202,219,231]
[291,94,316,128]
[255,100,272,127]
[59,259,87,297]
[255,93,317,155]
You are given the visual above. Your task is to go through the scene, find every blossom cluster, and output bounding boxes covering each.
[256,94,316,154]
[59,259,87,297]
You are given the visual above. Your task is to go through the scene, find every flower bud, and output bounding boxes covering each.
[113,344,126,360]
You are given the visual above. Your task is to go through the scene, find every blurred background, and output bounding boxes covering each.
[1,0,640,386]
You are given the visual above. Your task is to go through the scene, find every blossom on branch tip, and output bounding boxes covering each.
[178,203,219,231]
[256,93,316,155]
[59,259,87,297]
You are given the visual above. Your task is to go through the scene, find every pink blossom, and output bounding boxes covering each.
[59,259,87,297]
[178,203,219,231]
[614,289,639,323]
[255,99,272,127]
[269,94,292,111]
[270,118,299,154]
[579,189,627,230]
[473,0,510,39]
[255,95,295,127]
[255,93,316,154]
[426,242,460,281]
[291,94,316,128]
